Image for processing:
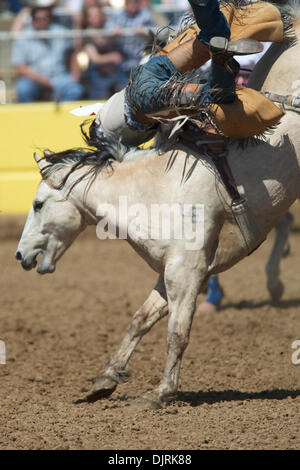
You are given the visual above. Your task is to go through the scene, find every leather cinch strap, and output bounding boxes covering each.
[263,92,300,112]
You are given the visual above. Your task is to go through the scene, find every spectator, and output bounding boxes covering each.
[105,0,154,82]
[10,0,64,32]
[70,0,99,30]
[11,4,84,102]
[79,4,124,99]
[70,0,111,30]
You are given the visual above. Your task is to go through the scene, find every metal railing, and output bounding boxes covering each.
[0,27,152,102]
[0,4,188,103]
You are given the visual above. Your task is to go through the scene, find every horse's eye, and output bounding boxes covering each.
[34,201,44,211]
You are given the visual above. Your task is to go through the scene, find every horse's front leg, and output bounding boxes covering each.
[133,251,207,409]
[265,211,294,303]
[84,275,168,402]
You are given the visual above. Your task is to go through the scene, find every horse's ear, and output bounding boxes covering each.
[34,152,49,171]
[34,152,65,189]
[43,149,54,157]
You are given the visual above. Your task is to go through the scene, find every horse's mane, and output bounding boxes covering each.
[278,0,300,45]
[40,119,161,197]
[40,120,141,194]
[284,0,300,22]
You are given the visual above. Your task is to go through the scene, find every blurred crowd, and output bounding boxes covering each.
[8,0,161,102]
[3,0,268,103]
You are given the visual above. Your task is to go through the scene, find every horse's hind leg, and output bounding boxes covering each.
[265,211,294,303]
[84,275,168,402]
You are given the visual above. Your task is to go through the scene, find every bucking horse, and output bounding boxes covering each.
[15,2,300,408]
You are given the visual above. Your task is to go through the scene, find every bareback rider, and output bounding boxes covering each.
[90,0,286,145]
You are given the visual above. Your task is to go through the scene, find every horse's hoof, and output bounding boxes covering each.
[268,280,284,304]
[85,375,118,403]
[131,395,163,410]
[130,391,175,410]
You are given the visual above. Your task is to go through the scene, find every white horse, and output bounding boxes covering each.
[16,6,300,409]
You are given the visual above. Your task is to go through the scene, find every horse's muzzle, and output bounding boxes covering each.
[15,250,23,262]
[15,249,39,271]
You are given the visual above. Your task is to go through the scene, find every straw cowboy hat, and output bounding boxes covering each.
[28,0,57,8]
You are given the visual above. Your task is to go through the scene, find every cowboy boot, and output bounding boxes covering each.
[128,55,246,122]
[156,1,284,65]
[126,34,263,122]
[167,35,263,74]
[171,35,262,108]
[207,56,240,104]
[171,56,240,110]
[161,0,267,74]
[209,36,264,57]
[206,35,263,104]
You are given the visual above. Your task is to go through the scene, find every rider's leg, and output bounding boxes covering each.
[189,0,230,43]
[208,53,241,104]
[197,274,223,314]
[171,53,241,106]
[167,0,229,72]
[205,275,223,306]
[126,0,263,117]
[126,46,241,117]
[166,0,262,73]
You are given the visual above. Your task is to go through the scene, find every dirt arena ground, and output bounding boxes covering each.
[1,205,300,450]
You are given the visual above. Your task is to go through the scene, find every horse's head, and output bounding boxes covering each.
[15,153,87,274]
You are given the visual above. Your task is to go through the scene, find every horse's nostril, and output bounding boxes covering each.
[15,250,23,261]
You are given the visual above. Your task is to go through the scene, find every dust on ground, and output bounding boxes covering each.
[0,207,300,450]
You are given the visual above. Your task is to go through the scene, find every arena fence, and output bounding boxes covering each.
[0,27,151,103]
[0,100,90,213]
[0,4,187,102]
